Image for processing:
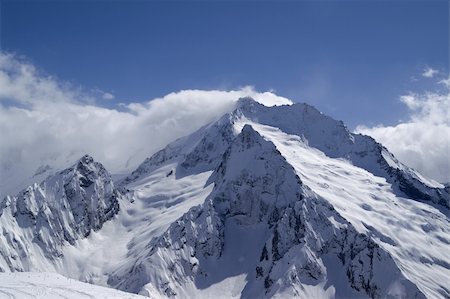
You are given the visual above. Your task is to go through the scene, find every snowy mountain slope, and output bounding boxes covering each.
[0,97,448,299]
[0,272,146,299]
[103,98,448,298]
[55,157,215,287]
[235,120,450,299]
[233,98,448,208]
[0,154,216,290]
[0,155,120,272]
[108,125,425,299]
[122,98,448,209]
[120,112,236,186]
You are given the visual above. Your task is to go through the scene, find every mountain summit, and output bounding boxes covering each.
[0,98,448,299]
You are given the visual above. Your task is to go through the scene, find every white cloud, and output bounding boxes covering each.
[356,85,450,183]
[101,92,115,100]
[0,53,80,105]
[422,67,439,78]
[0,53,292,197]
[439,75,450,88]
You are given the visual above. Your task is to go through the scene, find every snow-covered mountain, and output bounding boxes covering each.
[0,155,120,272]
[109,125,424,299]
[0,98,449,299]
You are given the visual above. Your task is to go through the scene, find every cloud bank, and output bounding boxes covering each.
[0,53,292,197]
[356,79,450,183]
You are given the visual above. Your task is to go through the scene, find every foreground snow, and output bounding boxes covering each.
[0,272,146,299]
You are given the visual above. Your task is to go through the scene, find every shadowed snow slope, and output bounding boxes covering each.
[0,98,448,299]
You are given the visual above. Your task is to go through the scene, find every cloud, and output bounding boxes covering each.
[0,53,81,105]
[356,84,450,183]
[422,67,439,78]
[439,76,450,88]
[101,92,115,100]
[0,53,292,197]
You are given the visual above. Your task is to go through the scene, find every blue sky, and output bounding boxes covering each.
[1,0,448,128]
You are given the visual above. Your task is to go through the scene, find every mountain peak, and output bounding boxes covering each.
[236,96,260,107]
[240,123,257,134]
[0,154,121,272]
[235,94,293,108]
[75,154,99,173]
[238,124,264,145]
[234,97,263,115]
[112,113,426,299]
[67,154,109,189]
[78,154,95,165]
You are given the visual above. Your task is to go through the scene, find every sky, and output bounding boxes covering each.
[0,0,449,189]
[1,0,449,127]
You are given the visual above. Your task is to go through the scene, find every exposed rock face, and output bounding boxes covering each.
[180,116,235,172]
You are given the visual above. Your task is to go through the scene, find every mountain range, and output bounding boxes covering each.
[0,98,448,299]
